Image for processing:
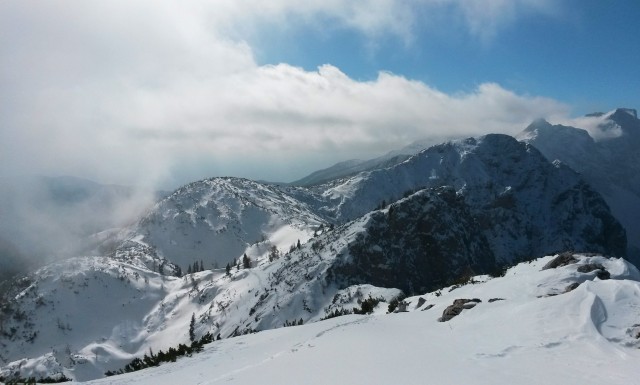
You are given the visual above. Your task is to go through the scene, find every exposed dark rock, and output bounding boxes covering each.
[577,263,611,280]
[577,263,605,273]
[438,298,481,322]
[488,298,505,303]
[415,297,426,309]
[331,187,495,294]
[422,304,434,311]
[564,282,581,293]
[632,324,640,339]
[542,252,578,270]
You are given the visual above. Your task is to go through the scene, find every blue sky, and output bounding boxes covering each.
[1,0,638,187]
[254,0,639,115]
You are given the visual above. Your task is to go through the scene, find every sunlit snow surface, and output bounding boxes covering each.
[81,254,640,385]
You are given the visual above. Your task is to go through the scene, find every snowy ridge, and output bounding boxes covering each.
[314,134,625,262]
[113,177,324,270]
[76,253,640,385]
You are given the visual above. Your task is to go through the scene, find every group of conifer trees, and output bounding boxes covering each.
[105,329,218,377]
[187,260,205,275]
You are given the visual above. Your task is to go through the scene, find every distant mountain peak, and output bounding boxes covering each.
[586,108,636,120]
[517,118,592,144]
[607,108,638,129]
[613,107,637,119]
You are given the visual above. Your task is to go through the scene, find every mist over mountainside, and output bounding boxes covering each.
[0,237,28,283]
[519,108,640,263]
[0,176,164,280]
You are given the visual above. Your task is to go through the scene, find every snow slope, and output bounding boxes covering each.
[0,226,401,381]
[81,254,640,385]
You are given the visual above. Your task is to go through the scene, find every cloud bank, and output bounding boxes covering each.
[1,0,568,187]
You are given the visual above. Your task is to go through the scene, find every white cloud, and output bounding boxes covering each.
[444,0,562,41]
[556,112,625,141]
[0,0,569,187]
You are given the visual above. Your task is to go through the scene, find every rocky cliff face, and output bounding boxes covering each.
[327,187,495,294]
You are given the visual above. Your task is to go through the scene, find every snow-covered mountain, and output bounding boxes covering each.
[108,177,324,271]
[108,133,625,284]
[314,134,625,262]
[0,132,632,382]
[0,187,626,382]
[519,108,640,262]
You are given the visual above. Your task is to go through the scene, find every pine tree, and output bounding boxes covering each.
[225,263,231,276]
[243,253,251,269]
[189,313,196,342]
[187,264,192,275]
[200,260,204,272]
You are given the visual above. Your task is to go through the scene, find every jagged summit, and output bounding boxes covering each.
[584,108,636,120]
[605,107,639,135]
[612,107,637,119]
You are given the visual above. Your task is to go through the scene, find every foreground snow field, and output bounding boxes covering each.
[80,254,640,385]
